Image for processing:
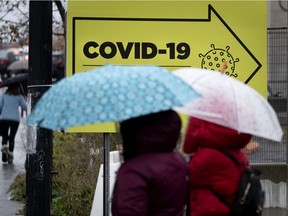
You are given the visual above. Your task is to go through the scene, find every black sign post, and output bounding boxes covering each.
[26,1,53,216]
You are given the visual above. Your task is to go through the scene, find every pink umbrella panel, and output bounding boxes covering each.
[173,67,283,142]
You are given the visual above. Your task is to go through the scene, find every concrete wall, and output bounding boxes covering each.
[253,164,287,215]
[253,164,287,207]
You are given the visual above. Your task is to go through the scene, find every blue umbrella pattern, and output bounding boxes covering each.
[28,64,200,129]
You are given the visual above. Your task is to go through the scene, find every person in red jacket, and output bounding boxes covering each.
[183,117,252,216]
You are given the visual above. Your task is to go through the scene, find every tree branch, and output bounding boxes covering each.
[54,0,65,24]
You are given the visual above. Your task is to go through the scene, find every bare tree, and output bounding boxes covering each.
[0,0,65,47]
[53,0,66,36]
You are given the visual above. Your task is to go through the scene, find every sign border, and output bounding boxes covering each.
[71,4,262,84]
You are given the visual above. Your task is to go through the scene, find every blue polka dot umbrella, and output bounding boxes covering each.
[27,64,200,130]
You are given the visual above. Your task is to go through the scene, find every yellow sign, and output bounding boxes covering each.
[67,0,267,132]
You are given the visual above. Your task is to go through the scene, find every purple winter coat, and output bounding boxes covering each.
[111,110,189,216]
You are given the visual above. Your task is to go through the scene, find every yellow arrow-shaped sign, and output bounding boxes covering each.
[67,1,267,132]
[70,4,263,84]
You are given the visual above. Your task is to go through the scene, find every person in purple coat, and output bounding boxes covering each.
[111,110,188,216]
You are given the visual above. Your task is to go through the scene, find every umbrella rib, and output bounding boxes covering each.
[189,74,210,85]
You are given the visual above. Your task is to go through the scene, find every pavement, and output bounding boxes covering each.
[0,118,26,216]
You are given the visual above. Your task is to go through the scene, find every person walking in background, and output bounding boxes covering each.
[183,117,252,216]
[0,83,27,164]
[111,110,189,216]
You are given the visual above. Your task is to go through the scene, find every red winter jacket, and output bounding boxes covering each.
[183,117,252,216]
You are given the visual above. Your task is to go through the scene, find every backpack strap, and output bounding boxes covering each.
[209,149,244,209]
[210,188,232,208]
[217,149,245,168]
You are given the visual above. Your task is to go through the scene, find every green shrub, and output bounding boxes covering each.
[9,174,26,202]
[10,132,119,216]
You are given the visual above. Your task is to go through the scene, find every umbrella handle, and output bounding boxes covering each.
[20,83,24,95]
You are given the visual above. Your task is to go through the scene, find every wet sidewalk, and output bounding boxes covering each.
[0,118,26,216]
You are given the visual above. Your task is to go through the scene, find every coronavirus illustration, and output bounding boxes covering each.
[199,44,239,77]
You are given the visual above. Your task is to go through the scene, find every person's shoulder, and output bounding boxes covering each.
[18,95,27,101]
[15,94,25,98]
[192,148,243,166]
[7,94,25,101]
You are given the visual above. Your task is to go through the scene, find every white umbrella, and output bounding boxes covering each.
[7,60,28,71]
[173,68,283,142]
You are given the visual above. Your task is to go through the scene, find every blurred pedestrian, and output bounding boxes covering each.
[111,110,189,216]
[0,83,27,164]
[183,117,252,216]
[52,59,65,83]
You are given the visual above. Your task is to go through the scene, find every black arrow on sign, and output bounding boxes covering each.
[72,4,262,83]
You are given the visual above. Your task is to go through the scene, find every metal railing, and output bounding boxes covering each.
[249,28,288,164]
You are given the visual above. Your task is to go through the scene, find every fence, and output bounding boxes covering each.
[249,27,288,164]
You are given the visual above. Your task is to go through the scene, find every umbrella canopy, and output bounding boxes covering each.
[0,73,28,88]
[173,68,283,142]
[27,64,200,130]
[7,60,28,71]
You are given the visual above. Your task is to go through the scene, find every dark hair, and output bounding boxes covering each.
[120,110,181,160]
[6,83,20,95]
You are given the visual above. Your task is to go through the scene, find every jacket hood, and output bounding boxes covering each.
[183,117,252,153]
[120,110,181,161]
